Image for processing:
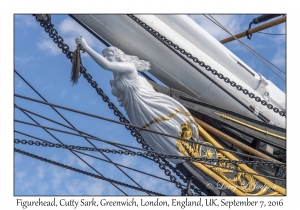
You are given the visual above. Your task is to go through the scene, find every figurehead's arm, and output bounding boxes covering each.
[75,37,135,74]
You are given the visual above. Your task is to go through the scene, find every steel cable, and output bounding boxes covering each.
[14,94,286,164]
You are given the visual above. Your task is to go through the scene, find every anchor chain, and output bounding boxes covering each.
[127,15,286,118]
[33,14,200,195]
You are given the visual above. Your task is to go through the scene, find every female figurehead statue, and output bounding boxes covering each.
[75,37,200,164]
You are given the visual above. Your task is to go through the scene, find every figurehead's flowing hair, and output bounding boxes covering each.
[102,47,151,72]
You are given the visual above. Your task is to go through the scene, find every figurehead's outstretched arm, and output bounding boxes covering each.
[75,37,135,74]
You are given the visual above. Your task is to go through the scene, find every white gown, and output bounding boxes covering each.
[110,70,199,164]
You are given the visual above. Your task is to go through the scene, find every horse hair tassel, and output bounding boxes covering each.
[71,46,84,85]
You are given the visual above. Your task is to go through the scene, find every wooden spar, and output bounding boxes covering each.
[214,112,286,140]
[195,118,286,195]
[220,15,286,44]
[193,117,286,170]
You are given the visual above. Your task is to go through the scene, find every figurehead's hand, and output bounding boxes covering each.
[75,36,88,50]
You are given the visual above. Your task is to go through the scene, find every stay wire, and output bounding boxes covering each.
[206,14,286,75]
[15,93,286,164]
[14,148,165,196]
[204,15,286,79]
[67,15,156,83]
[15,108,153,194]
[72,150,177,184]
[256,31,286,35]
[30,14,284,194]
[14,130,170,184]
[14,128,154,162]
[14,71,148,195]
[14,119,286,168]
[14,104,154,163]
[14,104,127,195]
[14,139,286,182]
[126,14,285,120]
[32,15,199,195]
[14,105,155,161]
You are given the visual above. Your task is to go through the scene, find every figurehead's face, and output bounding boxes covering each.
[104,50,116,62]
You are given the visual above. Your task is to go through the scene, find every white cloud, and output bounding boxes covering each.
[117,155,136,168]
[15,80,23,89]
[270,22,286,43]
[37,182,49,194]
[34,17,103,57]
[33,79,41,85]
[62,152,95,170]
[77,155,95,170]
[23,16,38,27]
[271,49,286,68]
[50,165,72,192]
[37,165,45,179]
[189,15,245,40]
[15,170,27,181]
[15,149,180,195]
[60,89,67,98]
[58,18,101,51]
[189,14,286,86]
[63,178,107,195]
[277,22,286,34]
[37,39,62,55]
[15,55,37,64]
[72,94,79,101]
[89,100,96,106]
[63,152,76,166]
[42,85,54,90]
[15,15,38,28]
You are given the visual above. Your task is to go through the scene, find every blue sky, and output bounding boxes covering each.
[13,14,286,196]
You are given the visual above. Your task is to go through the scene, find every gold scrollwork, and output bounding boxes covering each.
[141,109,191,130]
[176,122,284,196]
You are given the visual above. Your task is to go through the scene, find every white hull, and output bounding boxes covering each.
[73,14,286,128]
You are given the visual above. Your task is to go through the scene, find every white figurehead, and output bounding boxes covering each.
[75,37,201,164]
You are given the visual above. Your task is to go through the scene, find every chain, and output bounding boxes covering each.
[32,15,197,195]
[16,94,282,162]
[275,168,286,179]
[14,148,164,196]
[15,139,286,167]
[159,157,205,195]
[127,15,286,118]
[274,150,286,162]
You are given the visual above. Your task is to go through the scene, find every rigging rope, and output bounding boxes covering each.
[30,14,286,195]
[127,15,286,118]
[256,31,286,35]
[15,130,198,195]
[26,15,196,195]
[14,106,154,160]
[15,103,127,195]
[15,70,145,195]
[204,15,286,78]
[72,150,176,184]
[15,129,183,184]
[14,109,148,195]
[14,94,286,163]
[14,139,286,182]
[14,148,165,196]
[13,119,285,167]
